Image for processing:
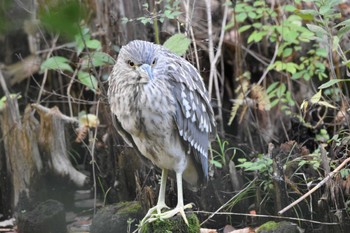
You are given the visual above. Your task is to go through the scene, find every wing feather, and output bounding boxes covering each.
[168,55,216,179]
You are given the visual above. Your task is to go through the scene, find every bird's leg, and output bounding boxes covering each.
[153,168,170,213]
[148,172,193,225]
[140,169,170,225]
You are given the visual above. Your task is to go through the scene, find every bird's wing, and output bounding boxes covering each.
[167,56,216,179]
[110,113,154,169]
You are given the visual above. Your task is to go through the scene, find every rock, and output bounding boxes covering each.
[141,213,200,233]
[17,199,66,233]
[256,221,304,233]
[90,201,143,233]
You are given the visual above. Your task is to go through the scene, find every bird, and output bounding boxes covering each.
[107,40,216,225]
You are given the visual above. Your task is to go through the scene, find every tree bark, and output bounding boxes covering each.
[0,103,42,213]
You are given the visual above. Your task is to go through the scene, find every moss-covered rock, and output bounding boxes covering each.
[257,221,303,233]
[17,199,66,233]
[90,201,143,233]
[140,213,200,233]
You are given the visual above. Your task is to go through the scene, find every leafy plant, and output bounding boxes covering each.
[40,26,115,93]
[121,0,182,44]
[121,0,182,25]
[210,136,241,169]
[163,33,191,56]
[237,155,273,174]
[267,82,295,115]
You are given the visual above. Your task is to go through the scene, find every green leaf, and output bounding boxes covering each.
[236,12,247,22]
[266,82,279,94]
[282,48,292,57]
[292,70,306,80]
[319,5,331,15]
[310,90,322,104]
[299,30,315,42]
[337,25,350,39]
[40,56,73,73]
[306,24,327,35]
[238,25,251,33]
[284,5,296,12]
[318,101,336,109]
[270,98,280,108]
[335,18,350,28]
[276,83,286,98]
[248,11,257,19]
[286,62,298,74]
[39,0,87,39]
[81,52,115,69]
[316,48,327,57]
[210,159,223,168]
[77,71,98,92]
[296,9,317,21]
[86,39,101,50]
[318,79,350,89]
[247,31,266,43]
[163,33,191,56]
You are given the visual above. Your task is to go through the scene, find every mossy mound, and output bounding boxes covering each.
[140,213,200,233]
[257,221,303,233]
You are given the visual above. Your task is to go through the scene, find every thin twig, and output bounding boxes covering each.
[240,45,270,66]
[257,42,279,86]
[67,68,79,118]
[194,210,339,225]
[204,0,227,133]
[206,0,228,97]
[90,99,100,215]
[37,35,59,103]
[279,156,350,215]
[36,42,76,54]
[182,0,200,71]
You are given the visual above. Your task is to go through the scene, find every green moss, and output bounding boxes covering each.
[257,221,279,232]
[257,221,300,233]
[140,213,200,233]
[116,201,142,215]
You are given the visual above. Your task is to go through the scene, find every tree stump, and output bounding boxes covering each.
[0,99,88,217]
[0,101,43,214]
[34,104,88,187]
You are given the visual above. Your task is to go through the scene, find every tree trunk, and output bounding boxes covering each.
[0,102,42,214]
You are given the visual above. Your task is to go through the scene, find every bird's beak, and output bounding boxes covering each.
[139,64,154,80]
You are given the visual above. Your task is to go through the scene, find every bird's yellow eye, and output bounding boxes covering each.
[128,60,135,67]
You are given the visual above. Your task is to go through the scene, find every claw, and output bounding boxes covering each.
[145,203,193,225]
[138,169,194,231]
[140,203,170,226]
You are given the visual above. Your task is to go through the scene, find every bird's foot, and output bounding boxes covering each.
[147,203,193,225]
[139,202,170,226]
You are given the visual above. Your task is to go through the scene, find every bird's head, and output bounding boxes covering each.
[115,40,161,84]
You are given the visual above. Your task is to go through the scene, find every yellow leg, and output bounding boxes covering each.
[140,169,170,225]
[147,172,192,225]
